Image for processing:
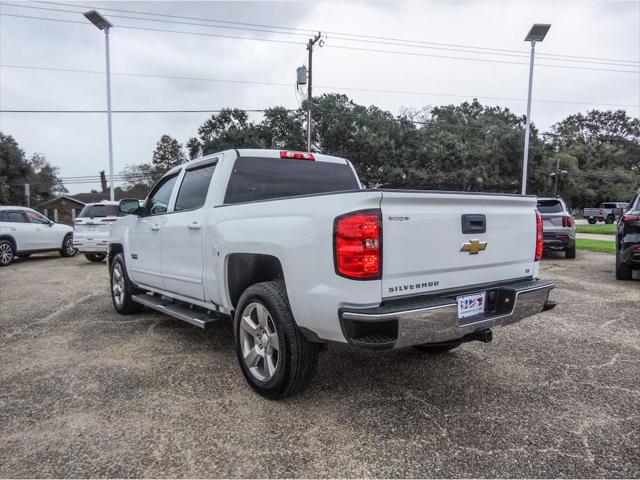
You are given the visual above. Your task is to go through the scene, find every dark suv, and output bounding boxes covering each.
[615,190,640,280]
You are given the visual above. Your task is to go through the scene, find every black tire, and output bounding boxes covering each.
[588,218,597,225]
[16,253,31,258]
[59,234,77,257]
[413,339,462,354]
[565,245,576,259]
[605,216,615,225]
[110,253,144,314]
[234,281,319,399]
[615,255,633,281]
[0,239,15,267]
[85,253,106,262]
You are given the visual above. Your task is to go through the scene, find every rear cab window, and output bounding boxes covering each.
[78,204,121,218]
[224,156,360,204]
[536,200,564,214]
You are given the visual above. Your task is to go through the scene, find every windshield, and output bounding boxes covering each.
[537,200,564,214]
[78,204,121,218]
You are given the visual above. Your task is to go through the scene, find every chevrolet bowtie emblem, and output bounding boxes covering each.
[461,239,487,255]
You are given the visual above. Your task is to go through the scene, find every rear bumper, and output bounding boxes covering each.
[543,232,574,249]
[339,279,555,350]
[620,242,640,266]
[73,239,108,253]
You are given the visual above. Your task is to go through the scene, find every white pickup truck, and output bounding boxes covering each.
[108,148,555,398]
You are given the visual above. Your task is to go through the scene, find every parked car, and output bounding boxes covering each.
[108,149,555,399]
[583,202,628,224]
[0,206,76,266]
[615,190,640,280]
[74,201,124,262]
[537,197,576,258]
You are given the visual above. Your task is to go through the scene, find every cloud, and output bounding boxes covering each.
[1,0,638,193]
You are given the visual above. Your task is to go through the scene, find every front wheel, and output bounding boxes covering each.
[615,255,633,280]
[0,240,15,266]
[59,234,77,257]
[85,253,106,262]
[234,281,319,399]
[110,253,143,314]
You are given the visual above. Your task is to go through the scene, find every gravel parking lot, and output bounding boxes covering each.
[1,251,638,478]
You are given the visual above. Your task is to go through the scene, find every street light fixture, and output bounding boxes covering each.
[84,10,115,201]
[521,23,551,195]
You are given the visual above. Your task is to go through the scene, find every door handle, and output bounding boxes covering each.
[151,224,160,231]
[188,222,201,230]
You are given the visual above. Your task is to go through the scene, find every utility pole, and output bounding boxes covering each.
[553,156,560,196]
[306,32,322,152]
[24,183,30,207]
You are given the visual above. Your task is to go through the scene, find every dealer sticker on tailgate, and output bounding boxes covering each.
[457,291,486,319]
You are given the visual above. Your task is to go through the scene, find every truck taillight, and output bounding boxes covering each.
[562,215,573,228]
[334,210,381,280]
[535,210,543,262]
[280,150,314,160]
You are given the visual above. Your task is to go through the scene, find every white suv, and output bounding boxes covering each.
[0,206,76,266]
[73,201,122,262]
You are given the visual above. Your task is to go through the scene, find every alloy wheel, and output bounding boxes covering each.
[239,302,280,382]
[0,243,13,265]
[112,263,125,307]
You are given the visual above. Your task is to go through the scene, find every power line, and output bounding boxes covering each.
[2,64,638,108]
[1,12,638,75]
[4,2,637,68]
[30,0,640,66]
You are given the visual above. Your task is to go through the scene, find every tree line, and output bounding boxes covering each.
[2,94,639,208]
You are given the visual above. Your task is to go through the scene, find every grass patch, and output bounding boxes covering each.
[576,223,616,235]
[576,238,615,254]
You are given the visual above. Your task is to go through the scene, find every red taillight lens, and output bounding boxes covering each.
[622,214,640,222]
[562,215,573,228]
[280,150,315,160]
[535,210,543,261]
[334,210,381,279]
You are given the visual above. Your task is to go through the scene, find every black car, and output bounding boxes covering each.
[615,190,640,280]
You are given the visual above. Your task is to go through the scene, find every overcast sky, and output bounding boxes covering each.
[1,0,639,194]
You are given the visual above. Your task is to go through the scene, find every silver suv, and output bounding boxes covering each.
[537,197,576,259]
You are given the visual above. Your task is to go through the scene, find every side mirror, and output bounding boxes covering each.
[119,198,142,216]
[611,208,623,216]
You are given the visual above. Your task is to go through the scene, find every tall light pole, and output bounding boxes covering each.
[521,23,551,195]
[84,10,115,201]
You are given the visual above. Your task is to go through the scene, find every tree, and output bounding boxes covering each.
[187,109,263,158]
[152,135,186,172]
[0,133,66,205]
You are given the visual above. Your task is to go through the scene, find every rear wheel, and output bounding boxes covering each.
[565,245,576,259]
[588,218,597,225]
[59,234,77,257]
[110,253,143,314]
[234,281,319,399]
[0,240,15,266]
[85,253,106,262]
[413,340,462,354]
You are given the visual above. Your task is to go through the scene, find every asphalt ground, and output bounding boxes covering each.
[0,250,638,478]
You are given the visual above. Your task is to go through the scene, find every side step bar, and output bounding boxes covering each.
[132,293,224,329]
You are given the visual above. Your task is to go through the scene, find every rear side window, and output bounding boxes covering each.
[224,156,359,204]
[175,164,216,211]
[602,203,617,209]
[0,211,26,223]
[537,200,564,214]
[79,204,121,218]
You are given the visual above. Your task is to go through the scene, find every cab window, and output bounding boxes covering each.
[146,174,178,216]
[174,164,216,211]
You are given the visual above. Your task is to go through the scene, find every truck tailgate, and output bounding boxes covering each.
[380,191,537,298]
